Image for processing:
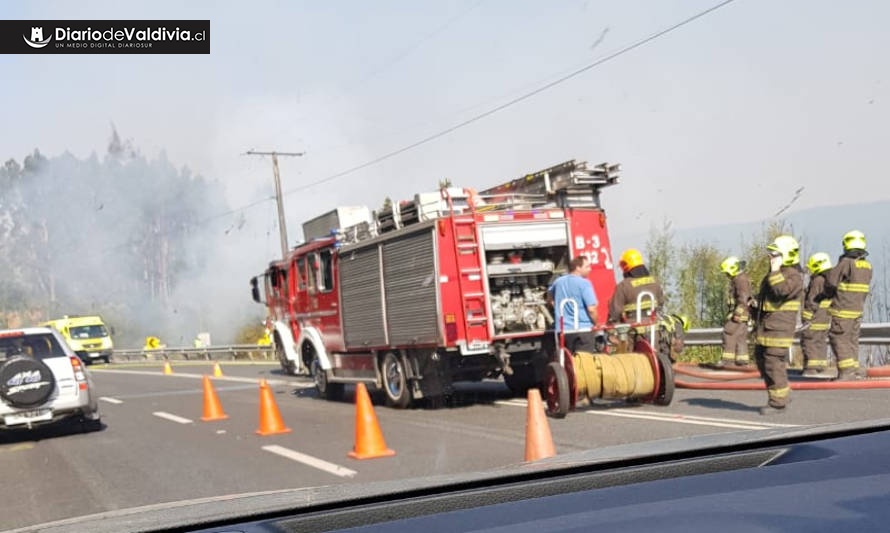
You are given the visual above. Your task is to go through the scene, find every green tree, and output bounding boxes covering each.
[676,243,726,327]
[0,128,232,343]
[645,218,676,308]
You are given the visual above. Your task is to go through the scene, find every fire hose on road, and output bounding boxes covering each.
[672,363,890,390]
[673,322,890,391]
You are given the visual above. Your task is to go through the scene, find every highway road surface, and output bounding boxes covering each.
[2,361,889,530]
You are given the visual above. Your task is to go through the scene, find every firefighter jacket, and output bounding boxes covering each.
[824,251,871,320]
[608,265,665,323]
[755,264,804,349]
[727,272,754,323]
[802,273,831,331]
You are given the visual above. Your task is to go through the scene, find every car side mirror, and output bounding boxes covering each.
[250,277,262,303]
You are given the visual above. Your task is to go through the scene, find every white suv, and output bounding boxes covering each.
[0,327,100,431]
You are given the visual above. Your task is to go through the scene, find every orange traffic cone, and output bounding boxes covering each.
[213,362,223,378]
[200,375,229,421]
[524,388,556,462]
[255,379,292,436]
[162,361,173,375]
[348,383,395,460]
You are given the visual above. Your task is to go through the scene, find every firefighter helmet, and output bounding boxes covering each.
[807,252,832,275]
[674,314,691,332]
[766,235,800,266]
[619,248,644,273]
[842,230,866,251]
[719,256,741,277]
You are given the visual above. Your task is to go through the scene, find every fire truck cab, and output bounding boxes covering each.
[250,159,620,408]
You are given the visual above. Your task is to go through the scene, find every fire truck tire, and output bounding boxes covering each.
[274,336,295,375]
[544,362,570,419]
[381,352,411,408]
[281,358,297,376]
[312,359,344,402]
[653,351,675,406]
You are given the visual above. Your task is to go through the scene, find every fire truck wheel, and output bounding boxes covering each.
[653,351,675,406]
[281,358,297,376]
[381,352,411,408]
[544,362,570,419]
[312,359,344,402]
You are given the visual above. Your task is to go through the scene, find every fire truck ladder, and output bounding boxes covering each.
[443,188,492,354]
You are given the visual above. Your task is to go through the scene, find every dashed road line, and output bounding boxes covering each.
[495,399,795,430]
[0,443,35,453]
[99,397,123,404]
[261,445,357,478]
[583,409,783,430]
[609,408,796,428]
[92,368,315,388]
[152,411,193,425]
[114,384,256,400]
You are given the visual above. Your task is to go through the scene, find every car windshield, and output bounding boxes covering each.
[68,325,109,339]
[2,1,890,531]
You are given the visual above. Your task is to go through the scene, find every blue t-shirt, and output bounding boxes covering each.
[549,274,598,331]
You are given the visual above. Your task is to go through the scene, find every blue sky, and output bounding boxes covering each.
[2,0,889,268]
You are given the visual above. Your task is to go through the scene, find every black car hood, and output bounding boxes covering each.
[13,418,890,533]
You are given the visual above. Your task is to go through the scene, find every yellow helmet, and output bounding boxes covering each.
[719,256,741,277]
[806,252,832,275]
[842,230,866,251]
[619,248,644,273]
[766,235,800,266]
[674,314,691,332]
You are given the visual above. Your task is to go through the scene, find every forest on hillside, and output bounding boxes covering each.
[0,130,244,345]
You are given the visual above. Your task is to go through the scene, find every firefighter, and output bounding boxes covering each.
[608,248,665,324]
[823,230,872,380]
[659,313,690,362]
[801,252,833,377]
[754,235,804,415]
[717,256,754,368]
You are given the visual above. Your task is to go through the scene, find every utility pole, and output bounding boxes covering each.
[245,150,304,259]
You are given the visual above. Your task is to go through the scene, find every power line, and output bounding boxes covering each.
[280,0,738,196]
[87,0,737,259]
[357,0,485,86]
[263,1,484,149]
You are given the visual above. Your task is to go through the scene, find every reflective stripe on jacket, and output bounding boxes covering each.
[755,265,804,348]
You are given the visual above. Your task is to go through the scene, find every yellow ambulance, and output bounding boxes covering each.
[40,315,114,364]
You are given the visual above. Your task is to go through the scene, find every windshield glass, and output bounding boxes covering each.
[2,2,889,531]
[68,325,109,339]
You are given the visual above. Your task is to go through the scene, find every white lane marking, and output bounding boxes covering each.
[92,368,314,388]
[495,399,795,430]
[584,410,777,430]
[152,411,194,424]
[261,445,357,478]
[99,397,123,404]
[608,408,796,428]
[496,399,541,408]
[115,384,256,400]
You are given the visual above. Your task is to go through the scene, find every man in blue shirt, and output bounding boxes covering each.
[548,256,598,353]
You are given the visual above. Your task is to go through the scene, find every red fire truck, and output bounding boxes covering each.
[250,159,621,408]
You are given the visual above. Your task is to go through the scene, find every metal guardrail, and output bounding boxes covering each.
[112,344,275,362]
[109,323,890,362]
[684,322,890,346]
